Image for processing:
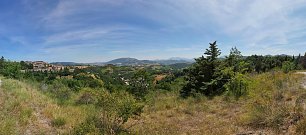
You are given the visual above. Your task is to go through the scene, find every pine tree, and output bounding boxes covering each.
[180,41,224,97]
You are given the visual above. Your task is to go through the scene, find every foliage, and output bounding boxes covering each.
[242,72,304,131]
[180,41,226,97]
[282,61,295,73]
[128,69,153,100]
[48,80,72,103]
[75,88,100,105]
[72,90,143,134]
[155,74,176,91]
[224,73,249,99]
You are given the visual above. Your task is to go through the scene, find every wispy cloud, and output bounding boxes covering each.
[1,0,306,62]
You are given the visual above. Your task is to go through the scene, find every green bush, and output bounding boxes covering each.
[48,80,72,103]
[282,61,295,73]
[72,90,143,134]
[71,116,100,135]
[224,73,249,99]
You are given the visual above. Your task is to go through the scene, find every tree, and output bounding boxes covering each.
[221,47,250,99]
[180,41,224,97]
[128,69,153,100]
[226,47,243,72]
[0,56,5,69]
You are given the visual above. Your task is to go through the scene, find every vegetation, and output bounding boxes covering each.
[0,41,306,134]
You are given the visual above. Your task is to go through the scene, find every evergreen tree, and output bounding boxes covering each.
[180,41,224,97]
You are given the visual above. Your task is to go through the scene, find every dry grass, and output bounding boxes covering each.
[0,71,305,135]
[0,78,93,134]
[126,71,306,135]
[126,91,245,135]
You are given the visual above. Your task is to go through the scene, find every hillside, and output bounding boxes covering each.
[0,78,92,134]
[50,57,194,66]
[1,72,306,134]
[105,58,193,66]
[125,72,306,134]
[105,58,157,66]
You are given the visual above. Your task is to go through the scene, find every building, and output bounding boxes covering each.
[32,61,49,71]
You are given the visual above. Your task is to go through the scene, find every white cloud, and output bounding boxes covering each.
[37,0,306,61]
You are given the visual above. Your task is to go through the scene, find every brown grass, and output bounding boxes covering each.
[126,71,306,135]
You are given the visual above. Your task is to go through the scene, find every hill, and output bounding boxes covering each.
[105,58,157,66]
[50,62,85,66]
[50,58,194,66]
[105,58,193,66]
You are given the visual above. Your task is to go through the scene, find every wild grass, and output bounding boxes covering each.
[126,90,243,135]
[126,71,306,135]
[0,71,305,134]
[0,77,94,134]
[241,72,305,133]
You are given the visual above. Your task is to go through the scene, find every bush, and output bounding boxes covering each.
[128,70,153,100]
[71,116,101,135]
[48,80,72,103]
[282,61,295,73]
[72,90,143,134]
[75,88,99,105]
[224,73,249,99]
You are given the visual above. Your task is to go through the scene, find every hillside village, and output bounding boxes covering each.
[24,61,89,72]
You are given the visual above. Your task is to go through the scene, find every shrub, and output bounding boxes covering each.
[72,90,143,134]
[48,80,72,103]
[224,73,249,99]
[75,88,99,105]
[282,61,295,73]
[128,70,153,100]
[71,116,100,135]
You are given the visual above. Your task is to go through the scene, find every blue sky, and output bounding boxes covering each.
[0,0,306,62]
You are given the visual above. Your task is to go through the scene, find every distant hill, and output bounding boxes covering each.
[169,63,192,69]
[105,58,157,66]
[154,60,188,65]
[50,62,86,66]
[51,57,195,66]
[105,58,194,66]
[168,57,195,62]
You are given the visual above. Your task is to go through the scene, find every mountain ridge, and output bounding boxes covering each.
[51,57,194,66]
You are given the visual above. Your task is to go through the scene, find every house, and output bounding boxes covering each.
[32,61,49,71]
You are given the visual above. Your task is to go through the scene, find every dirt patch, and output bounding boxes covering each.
[153,74,167,84]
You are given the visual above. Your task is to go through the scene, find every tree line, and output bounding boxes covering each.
[181,41,306,98]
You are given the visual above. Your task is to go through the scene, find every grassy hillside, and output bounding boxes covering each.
[0,78,94,134]
[126,72,306,135]
[0,71,306,134]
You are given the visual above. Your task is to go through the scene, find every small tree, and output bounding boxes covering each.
[128,70,153,100]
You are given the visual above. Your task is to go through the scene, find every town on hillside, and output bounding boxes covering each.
[23,61,89,72]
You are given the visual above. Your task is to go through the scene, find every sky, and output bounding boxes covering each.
[0,0,306,62]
